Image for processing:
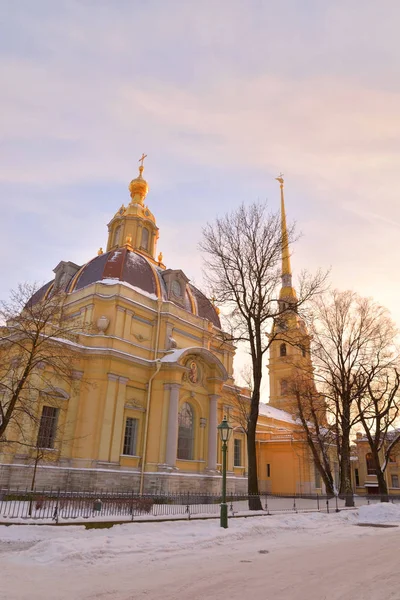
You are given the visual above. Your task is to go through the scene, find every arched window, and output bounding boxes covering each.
[280,343,287,357]
[280,379,288,396]
[366,452,376,475]
[141,227,149,251]
[177,402,194,460]
[114,225,121,246]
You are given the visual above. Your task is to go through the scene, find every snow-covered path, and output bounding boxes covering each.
[0,507,399,600]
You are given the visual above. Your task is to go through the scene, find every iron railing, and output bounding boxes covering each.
[0,488,398,522]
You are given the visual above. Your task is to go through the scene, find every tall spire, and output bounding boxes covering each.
[275,174,297,302]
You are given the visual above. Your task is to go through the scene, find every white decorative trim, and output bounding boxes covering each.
[163,383,182,391]
[107,373,119,381]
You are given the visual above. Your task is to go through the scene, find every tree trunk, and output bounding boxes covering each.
[247,404,263,510]
[376,467,389,502]
[308,444,335,497]
[371,449,389,502]
[339,433,354,507]
[28,452,40,517]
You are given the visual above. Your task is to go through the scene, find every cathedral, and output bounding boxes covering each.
[0,160,324,495]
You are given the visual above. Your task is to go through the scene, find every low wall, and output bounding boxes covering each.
[0,463,248,494]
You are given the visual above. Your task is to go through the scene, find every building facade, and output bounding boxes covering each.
[0,163,323,495]
[351,431,400,496]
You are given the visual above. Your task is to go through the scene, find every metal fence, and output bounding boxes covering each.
[0,488,399,523]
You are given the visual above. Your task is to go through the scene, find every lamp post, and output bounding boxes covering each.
[217,415,232,528]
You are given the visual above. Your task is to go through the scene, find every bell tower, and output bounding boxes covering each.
[268,175,312,414]
[106,154,160,263]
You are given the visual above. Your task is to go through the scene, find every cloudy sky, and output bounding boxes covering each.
[1,0,400,387]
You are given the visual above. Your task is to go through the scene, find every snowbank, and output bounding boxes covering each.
[358,502,400,525]
[0,510,358,567]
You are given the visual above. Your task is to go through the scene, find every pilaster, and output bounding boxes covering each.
[98,374,119,461]
[110,376,129,462]
[63,370,83,459]
[115,307,126,338]
[206,394,219,471]
[164,383,182,468]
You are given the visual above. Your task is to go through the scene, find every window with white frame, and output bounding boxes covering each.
[141,227,149,251]
[37,406,59,449]
[177,402,194,460]
[234,438,242,466]
[123,417,138,456]
[114,224,121,246]
[391,474,399,488]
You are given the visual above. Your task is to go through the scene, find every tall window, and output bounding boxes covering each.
[280,379,288,396]
[280,343,287,357]
[266,463,271,478]
[123,417,138,456]
[177,402,194,460]
[234,439,242,466]
[300,344,306,357]
[37,406,59,449]
[355,468,360,487]
[314,463,321,489]
[113,224,121,246]
[391,474,399,488]
[366,453,376,475]
[141,227,149,251]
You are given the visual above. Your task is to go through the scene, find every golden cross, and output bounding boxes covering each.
[138,153,148,167]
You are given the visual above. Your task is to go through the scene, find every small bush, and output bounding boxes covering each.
[35,496,46,510]
[132,497,154,514]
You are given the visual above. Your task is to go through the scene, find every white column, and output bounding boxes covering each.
[165,383,181,467]
[207,394,219,471]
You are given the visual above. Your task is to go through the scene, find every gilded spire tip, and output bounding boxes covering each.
[276,173,284,187]
[138,153,147,174]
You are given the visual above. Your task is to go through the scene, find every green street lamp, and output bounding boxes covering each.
[217,415,233,528]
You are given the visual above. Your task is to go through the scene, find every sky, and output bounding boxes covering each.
[1,0,400,388]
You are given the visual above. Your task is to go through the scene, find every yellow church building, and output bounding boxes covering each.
[0,161,325,496]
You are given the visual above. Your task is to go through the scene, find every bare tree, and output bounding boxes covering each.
[201,202,325,509]
[289,371,336,496]
[357,366,400,501]
[0,282,86,443]
[225,366,254,435]
[307,290,399,506]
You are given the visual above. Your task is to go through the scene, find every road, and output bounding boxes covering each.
[0,513,398,600]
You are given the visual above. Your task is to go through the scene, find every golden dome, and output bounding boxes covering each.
[129,165,149,205]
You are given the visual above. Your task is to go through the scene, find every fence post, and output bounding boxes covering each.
[326,498,330,514]
[130,489,135,521]
[317,494,319,512]
[186,491,190,520]
[335,495,339,513]
[293,495,297,513]
[52,488,60,524]
[265,494,270,515]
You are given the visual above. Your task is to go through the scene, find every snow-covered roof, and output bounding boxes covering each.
[258,402,296,425]
[160,347,228,380]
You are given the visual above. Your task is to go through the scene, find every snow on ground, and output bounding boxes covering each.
[358,501,400,524]
[0,508,399,600]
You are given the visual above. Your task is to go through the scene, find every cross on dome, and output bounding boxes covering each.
[138,153,147,167]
